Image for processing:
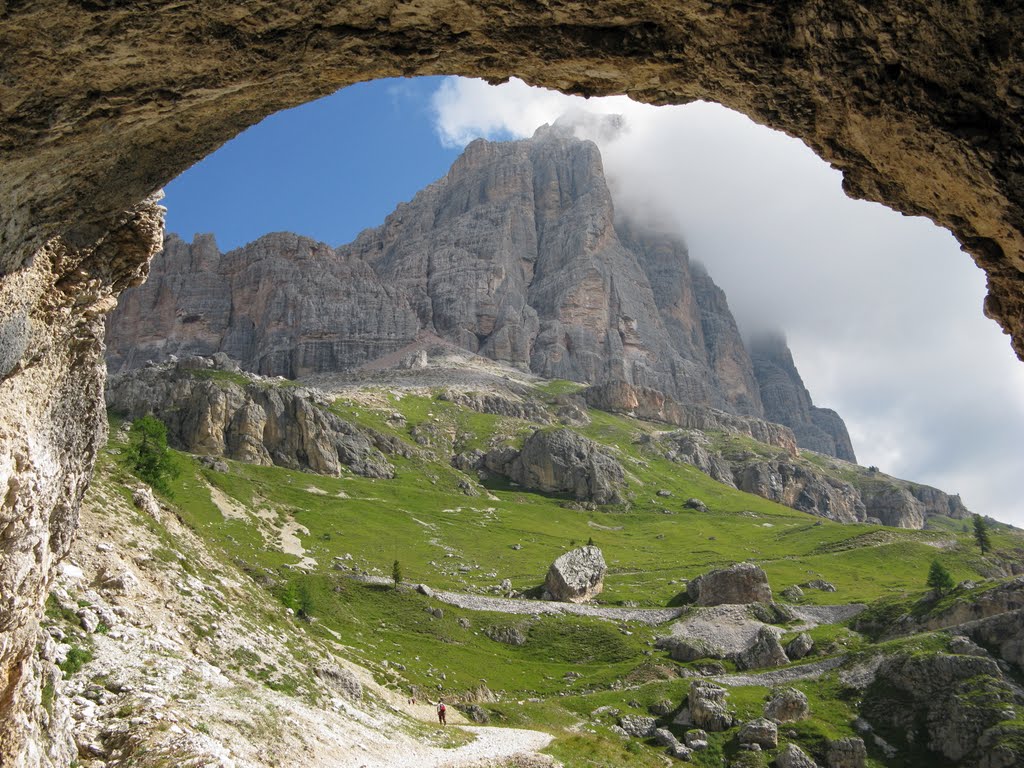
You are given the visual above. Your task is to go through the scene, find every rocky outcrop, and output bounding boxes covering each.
[544,546,607,603]
[652,429,970,529]
[775,743,820,768]
[105,358,402,478]
[764,688,810,723]
[687,563,773,606]
[738,718,778,749]
[437,389,552,424]
[735,626,789,670]
[0,198,164,767]
[686,680,734,732]
[109,131,771,421]
[485,428,625,504]
[750,333,857,462]
[585,381,798,455]
[861,652,1024,766]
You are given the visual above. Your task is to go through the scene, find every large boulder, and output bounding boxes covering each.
[775,743,821,768]
[735,626,789,670]
[687,680,734,732]
[764,688,810,723]
[544,546,607,603]
[785,632,815,661]
[687,562,773,606]
[826,737,866,768]
[738,718,779,749]
[488,429,625,504]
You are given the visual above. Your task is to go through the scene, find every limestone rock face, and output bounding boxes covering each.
[735,626,789,671]
[861,653,1021,765]
[654,428,970,529]
[750,333,857,462]
[0,198,164,767]
[105,359,400,478]
[687,680,734,732]
[764,688,810,723]
[584,381,798,455]
[737,718,779,749]
[688,563,773,606]
[544,545,607,603]
[108,131,775,423]
[776,743,821,768]
[488,428,625,504]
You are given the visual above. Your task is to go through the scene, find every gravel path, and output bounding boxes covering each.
[431,589,684,626]
[711,656,846,687]
[347,574,683,625]
[789,603,867,628]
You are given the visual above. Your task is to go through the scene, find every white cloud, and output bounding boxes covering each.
[431,76,1024,526]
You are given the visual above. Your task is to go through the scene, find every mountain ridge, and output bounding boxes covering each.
[107,128,853,460]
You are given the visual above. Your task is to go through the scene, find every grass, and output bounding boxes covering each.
[91,386,1024,767]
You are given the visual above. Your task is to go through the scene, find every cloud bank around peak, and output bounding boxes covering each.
[430,76,1024,526]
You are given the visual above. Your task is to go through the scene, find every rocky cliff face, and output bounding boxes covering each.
[749,332,857,461]
[0,198,164,767]
[105,358,408,478]
[108,129,856,460]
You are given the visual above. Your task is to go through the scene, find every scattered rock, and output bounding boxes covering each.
[738,718,778,749]
[764,688,810,723]
[781,585,804,601]
[685,729,709,750]
[314,663,362,701]
[618,715,657,737]
[656,635,724,662]
[684,498,708,512]
[485,428,626,504]
[804,579,836,593]
[484,625,527,646]
[458,703,490,723]
[826,737,866,768]
[543,545,607,603]
[785,632,815,661]
[735,626,789,670]
[775,743,820,768]
[657,489,672,497]
[688,562,773,606]
[687,680,734,731]
[649,699,674,716]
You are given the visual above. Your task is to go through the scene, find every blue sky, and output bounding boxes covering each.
[164,78,461,250]
[160,76,1024,525]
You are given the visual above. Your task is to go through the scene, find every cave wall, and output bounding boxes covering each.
[0,2,1021,764]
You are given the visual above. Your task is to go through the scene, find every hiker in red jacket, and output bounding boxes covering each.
[436,700,447,725]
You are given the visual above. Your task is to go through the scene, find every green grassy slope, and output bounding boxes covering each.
[99,383,1023,768]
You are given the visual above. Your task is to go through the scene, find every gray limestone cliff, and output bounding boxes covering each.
[105,358,407,478]
[106,128,855,460]
[749,332,857,462]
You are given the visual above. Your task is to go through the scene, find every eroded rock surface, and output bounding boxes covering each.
[0,198,164,766]
[687,563,773,606]
[544,545,607,603]
[486,428,625,504]
[105,358,402,478]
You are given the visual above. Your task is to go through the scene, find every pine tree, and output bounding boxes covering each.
[973,514,992,554]
[927,559,954,596]
[126,415,178,494]
[392,559,402,588]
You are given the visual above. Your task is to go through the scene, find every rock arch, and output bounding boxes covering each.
[0,2,1021,763]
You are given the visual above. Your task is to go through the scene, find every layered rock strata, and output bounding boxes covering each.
[0,198,164,767]
[653,429,969,529]
[108,130,775,421]
[483,428,625,504]
[105,358,404,478]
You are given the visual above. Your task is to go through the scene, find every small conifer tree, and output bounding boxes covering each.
[927,559,954,596]
[392,559,402,588]
[973,514,992,554]
[126,415,178,494]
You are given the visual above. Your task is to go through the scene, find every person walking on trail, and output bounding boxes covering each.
[436,700,447,725]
